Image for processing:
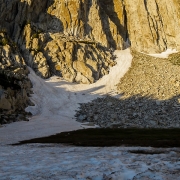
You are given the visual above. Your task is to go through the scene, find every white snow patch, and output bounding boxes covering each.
[0,48,180,179]
[148,49,178,58]
[0,49,132,144]
[0,145,180,180]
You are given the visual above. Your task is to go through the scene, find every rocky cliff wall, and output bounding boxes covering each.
[0,0,180,82]
[124,0,180,53]
[0,0,120,81]
[0,0,127,49]
[1,0,180,53]
[0,0,180,124]
[0,33,33,124]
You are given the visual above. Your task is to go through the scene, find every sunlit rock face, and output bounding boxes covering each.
[0,0,124,81]
[124,0,180,53]
[0,0,127,49]
[0,0,180,81]
[0,0,180,124]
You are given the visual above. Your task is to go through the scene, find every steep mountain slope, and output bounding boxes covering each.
[0,0,180,81]
[0,49,132,142]
[0,0,180,124]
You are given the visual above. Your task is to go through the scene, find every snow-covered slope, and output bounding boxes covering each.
[1,144,180,180]
[0,49,132,145]
[148,49,178,58]
[1,49,180,180]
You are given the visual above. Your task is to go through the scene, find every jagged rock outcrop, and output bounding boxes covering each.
[0,0,123,82]
[1,0,180,81]
[0,33,33,125]
[0,0,122,81]
[19,28,116,82]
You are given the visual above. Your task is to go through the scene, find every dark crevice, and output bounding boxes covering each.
[100,0,127,40]
[0,71,21,90]
[144,0,148,12]
[154,0,167,50]
[98,0,131,49]
[143,0,158,45]
[98,0,123,49]
[129,150,166,154]
[123,3,131,45]
[144,0,167,50]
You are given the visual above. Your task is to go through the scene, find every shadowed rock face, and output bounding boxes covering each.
[0,32,33,124]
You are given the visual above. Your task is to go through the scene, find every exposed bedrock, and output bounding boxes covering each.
[124,0,180,53]
[0,0,180,82]
[0,0,180,124]
[0,33,33,125]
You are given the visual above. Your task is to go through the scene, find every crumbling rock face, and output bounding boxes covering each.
[0,33,33,125]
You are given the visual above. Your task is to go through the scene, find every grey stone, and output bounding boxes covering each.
[77,115,87,122]
[94,115,99,121]
[107,102,113,106]
[149,120,157,126]
[156,100,161,106]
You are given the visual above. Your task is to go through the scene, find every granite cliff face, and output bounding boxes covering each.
[1,0,180,51]
[0,0,121,81]
[1,0,180,81]
[125,0,180,53]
